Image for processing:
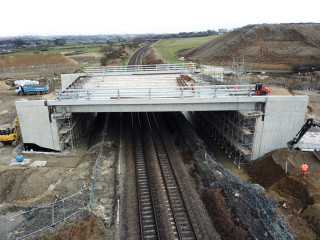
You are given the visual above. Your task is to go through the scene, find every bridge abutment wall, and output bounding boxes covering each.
[252,96,308,159]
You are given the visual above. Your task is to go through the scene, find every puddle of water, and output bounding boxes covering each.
[207,140,250,182]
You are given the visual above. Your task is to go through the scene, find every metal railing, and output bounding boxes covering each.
[0,114,110,240]
[56,84,255,100]
[90,114,109,212]
[0,64,79,74]
[84,63,196,74]
[0,189,89,240]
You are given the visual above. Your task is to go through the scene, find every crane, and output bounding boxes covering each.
[287,118,320,151]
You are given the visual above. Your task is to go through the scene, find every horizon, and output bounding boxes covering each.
[1,22,319,39]
[1,0,319,38]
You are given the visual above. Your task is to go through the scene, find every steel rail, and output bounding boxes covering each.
[128,44,152,65]
[146,112,197,240]
[132,113,159,240]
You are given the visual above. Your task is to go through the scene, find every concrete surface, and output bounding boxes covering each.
[15,100,60,151]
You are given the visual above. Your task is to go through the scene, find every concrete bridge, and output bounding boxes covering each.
[15,64,308,163]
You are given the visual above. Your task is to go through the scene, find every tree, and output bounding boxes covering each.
[13,39,25,47]
[100,46,125,66]
[132,37,145,48]
[54,38,66,46]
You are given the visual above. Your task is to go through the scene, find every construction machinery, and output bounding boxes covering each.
[287,118,320,159]
[254,82,270,95]
[15,84,49,95]
[0,117,18,147]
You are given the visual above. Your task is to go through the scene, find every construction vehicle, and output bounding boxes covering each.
[15,84,49,95]
[254,82,270,95]
[0,117,18,147]
[287,118,320,160]
[287,118,320,151]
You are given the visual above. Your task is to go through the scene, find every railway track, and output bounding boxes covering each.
[131,112,196,240]
[121,44,218,240]
[128,43,152,65]
[132,113,159,239]
[147,113,196,239]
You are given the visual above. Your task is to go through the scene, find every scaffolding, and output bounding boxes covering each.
[53,113,90,151]
[194,110,261,168]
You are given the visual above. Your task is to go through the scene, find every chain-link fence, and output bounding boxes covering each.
[0,114,109,240]
[0,216,9,239]
[90,113,109,212]
[174,112,294,240]
[0,188,89,240]
[0,64,80,74]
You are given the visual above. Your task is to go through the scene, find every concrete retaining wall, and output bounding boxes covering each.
[252,96,308,159]
[61,73,87,89]
[15,100,60,151]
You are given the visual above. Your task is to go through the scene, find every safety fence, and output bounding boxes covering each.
[90,113,109,211]
[56,84,256,100]
[84,63,196,74]
[0,189,89,240]
[173,112,294,240]
[0,64,80,74]
[0,115,109,240]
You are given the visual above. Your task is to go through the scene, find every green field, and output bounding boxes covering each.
[154,35,220,63]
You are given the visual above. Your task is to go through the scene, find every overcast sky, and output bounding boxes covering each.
[1,0,319,37]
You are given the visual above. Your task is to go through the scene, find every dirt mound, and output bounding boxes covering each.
[181,23,320,71]
[0,53,79,68]
[0,168,77,204]
[245,155,286,188]
[0,81,10,91]
[144,44,165,64]
[245,153,320,239]
[52,216,109,240]
[202,187,249,240]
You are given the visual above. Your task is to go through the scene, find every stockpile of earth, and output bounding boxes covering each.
[245,152,320,240]
[180,23,320,71]
[0,53,78,68]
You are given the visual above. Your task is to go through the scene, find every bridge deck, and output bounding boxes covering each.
[57,73,256,101]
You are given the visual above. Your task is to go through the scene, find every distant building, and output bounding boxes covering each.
[218,29,228,34]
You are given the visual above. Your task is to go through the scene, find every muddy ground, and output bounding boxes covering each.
[243,88,320,239]
[1,51,320,239]
[0,63,118,239]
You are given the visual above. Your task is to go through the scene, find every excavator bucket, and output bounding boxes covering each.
[287,141,294,152]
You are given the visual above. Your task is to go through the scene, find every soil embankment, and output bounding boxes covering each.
[0,53,78,68]
[180,23,320,71]
[245,150,320,240]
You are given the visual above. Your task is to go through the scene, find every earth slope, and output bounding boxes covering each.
[0,53,78,68]
[181,23,320,71]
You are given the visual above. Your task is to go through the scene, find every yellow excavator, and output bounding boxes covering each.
[0,117,18,148]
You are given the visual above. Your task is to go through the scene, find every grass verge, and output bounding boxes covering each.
[154,35,220,63]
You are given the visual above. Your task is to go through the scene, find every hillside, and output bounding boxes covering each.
[0,53,79,68]
[180,23,320,71]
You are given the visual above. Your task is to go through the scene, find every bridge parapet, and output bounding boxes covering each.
[84,63,196,74]
[56,84,256,101]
